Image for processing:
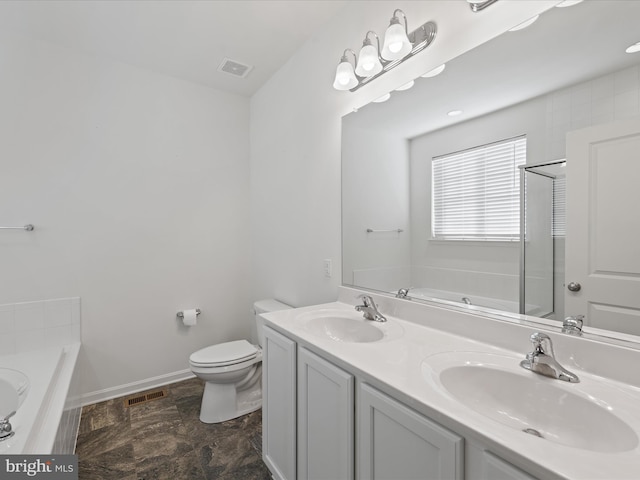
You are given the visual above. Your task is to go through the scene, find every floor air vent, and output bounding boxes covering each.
[124,388,167,407]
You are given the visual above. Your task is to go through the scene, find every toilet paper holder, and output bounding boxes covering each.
[177,309,201,319]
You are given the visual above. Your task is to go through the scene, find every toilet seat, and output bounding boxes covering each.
[189,340,259,368]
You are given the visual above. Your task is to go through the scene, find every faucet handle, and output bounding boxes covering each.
[529,332,554,356]
[562,315,584,335]
[357,294,374,307]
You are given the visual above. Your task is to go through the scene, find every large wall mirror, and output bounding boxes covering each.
[342,1,640,342]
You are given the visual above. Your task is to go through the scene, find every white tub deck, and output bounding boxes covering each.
[0,343,80,454]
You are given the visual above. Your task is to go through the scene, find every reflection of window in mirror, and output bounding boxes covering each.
[432,135,526,242]
[552,175,566,238]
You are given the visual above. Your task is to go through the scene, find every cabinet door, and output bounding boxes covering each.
[263,327,297,480]
[480,452,537,480]
[298,347,354,480]
[358,383,463,480]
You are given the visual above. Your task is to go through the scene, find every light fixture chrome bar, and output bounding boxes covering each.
[469,0,499,12]
[0,224,34,231]
[366,228,404,233]
[349,21,437,92]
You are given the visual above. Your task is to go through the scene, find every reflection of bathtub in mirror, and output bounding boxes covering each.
[406,287,520,314]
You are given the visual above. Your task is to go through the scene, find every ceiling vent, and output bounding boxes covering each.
[217,58,253,78]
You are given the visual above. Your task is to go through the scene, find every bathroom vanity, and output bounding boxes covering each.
[261,287,640,480]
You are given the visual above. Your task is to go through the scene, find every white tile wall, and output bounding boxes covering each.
[546,65,640,159]
[0,297,80,355]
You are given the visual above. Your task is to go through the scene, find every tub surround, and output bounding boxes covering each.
[0,297,81,355]
[262,287,640,479]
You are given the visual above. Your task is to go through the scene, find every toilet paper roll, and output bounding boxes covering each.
[182,309,198,327]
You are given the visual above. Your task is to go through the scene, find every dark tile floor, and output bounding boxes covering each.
[75,377,272,480]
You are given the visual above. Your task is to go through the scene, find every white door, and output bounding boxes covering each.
[565,117,640,336]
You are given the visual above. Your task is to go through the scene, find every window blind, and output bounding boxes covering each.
[552,175,566,237]
[432,136,526,241]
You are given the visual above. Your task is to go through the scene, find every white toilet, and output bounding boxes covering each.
[189,299,291,423]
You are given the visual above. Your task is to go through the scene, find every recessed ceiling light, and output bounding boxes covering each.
[509,15,539,32]
[373,93,391,103]
[447,110,463,117]
[555,0,583,7]
[626,42,640,54]
[395,80,415,91]
[421,64,446,78]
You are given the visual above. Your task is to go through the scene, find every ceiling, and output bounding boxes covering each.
[0,0,348,97]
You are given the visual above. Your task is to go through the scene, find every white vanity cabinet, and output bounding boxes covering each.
[263,326,297,480]
[263,325,540,480]
[358,383,464,480]
[298,347,354,480]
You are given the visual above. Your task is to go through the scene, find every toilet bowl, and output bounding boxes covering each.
[189,299,291,423]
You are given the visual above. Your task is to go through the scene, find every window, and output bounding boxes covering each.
[432,136,526,241]
[552,175,566,237]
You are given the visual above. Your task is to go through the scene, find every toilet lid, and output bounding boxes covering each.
[190,340,258,367]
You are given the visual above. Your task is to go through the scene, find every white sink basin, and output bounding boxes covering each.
[421,352,638,453]
[0,368,30,418]
[299,309,403,343]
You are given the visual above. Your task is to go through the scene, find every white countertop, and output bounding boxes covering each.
[263,297,640,480]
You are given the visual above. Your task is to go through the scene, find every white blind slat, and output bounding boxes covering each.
[432,136,526,241]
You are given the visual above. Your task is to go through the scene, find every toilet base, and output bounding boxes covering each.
[199,379,262,424]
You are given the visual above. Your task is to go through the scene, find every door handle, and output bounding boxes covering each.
[567,282,581,292]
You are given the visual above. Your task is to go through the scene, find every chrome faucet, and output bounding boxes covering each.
[562,315,584,336]
[0,411,15,441]
[520,332,579,383]
[396,288,410,299]
[355,295,387,322]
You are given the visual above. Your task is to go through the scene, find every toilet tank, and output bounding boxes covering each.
[254,299,292,347]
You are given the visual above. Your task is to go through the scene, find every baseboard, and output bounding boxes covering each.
[79,369,196,406]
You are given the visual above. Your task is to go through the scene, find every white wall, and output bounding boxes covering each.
[250,0,557,308]
[0,32,252,401]
[341,122,410,292]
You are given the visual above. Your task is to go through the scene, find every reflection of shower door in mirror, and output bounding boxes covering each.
[520,162,564,318]
[565,117,640,336]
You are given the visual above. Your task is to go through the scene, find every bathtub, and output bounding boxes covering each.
[407,287,519,313]
[0,343,81,454]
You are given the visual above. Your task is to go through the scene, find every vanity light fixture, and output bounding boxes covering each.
[467,0,499,13]
[355,31,383,77]
[555,0,583,7]
[509,15,539,32]
[626,42,640,54]
[332,9,437,92]
[381,10,412,60]
[373,93,391,103]
[333,49,358,91]
[421,64,446,78]
[395,80,415,91]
